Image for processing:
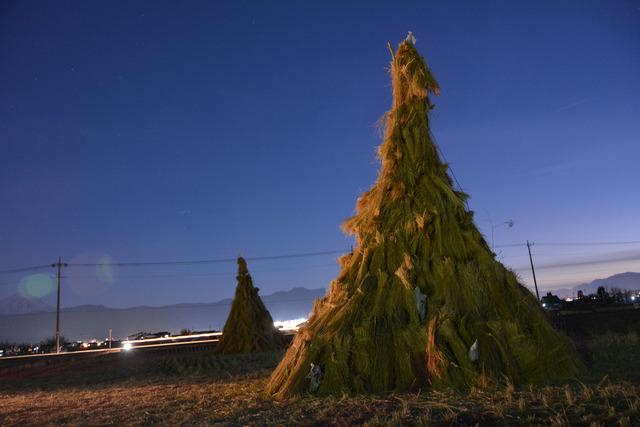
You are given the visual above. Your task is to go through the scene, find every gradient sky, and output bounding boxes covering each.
[1,1,639,308]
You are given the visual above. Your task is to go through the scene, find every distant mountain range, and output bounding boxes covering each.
[0,287,326,343]
[3,272,638,343]
[550,272,640,298]
[0,294,52,316]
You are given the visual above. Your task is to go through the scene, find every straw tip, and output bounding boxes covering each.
[405,31,416,45]
[237,256,248,274]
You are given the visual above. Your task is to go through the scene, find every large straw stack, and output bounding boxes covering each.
[266,37,582,398]
[216,257,286,354]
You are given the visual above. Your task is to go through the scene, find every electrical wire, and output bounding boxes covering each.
[2,240,639,275]
[7,296,326,315]
[58,263,338,280]
[430,132,470,211]
[66,249,348,267]
[496,240,640,249]
[0,264,54,276]
[533,240,640,247]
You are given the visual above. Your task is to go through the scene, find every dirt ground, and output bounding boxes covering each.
[1,332,639,426]
[2,370,639,426]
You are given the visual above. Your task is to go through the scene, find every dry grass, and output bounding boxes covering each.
[1,309,637,427]
[1,336,639,426]
[1,369,638,426]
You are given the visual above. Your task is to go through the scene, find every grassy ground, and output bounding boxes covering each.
[1,333,639,426]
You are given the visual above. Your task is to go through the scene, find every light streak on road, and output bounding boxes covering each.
[0,327,302,361]
[0,347,121,361]
[122,331,222,345]
[123,338,220,350]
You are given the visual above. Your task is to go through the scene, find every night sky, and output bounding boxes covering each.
[1,1,639,308]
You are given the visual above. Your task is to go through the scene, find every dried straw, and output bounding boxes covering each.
[216,257,287,354]
[266,39,582,398]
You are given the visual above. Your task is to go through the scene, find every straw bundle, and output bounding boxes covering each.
[216,257,286,354]
[266,38,582,398]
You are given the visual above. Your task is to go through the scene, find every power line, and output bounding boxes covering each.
[67,249,348,268]
[5,249,634,286]
[0,264,53,276]
[533,240,640,247]
[495,240,640,248]
[504,249,638,259]
[430,132,470,210]
[516,264,635,279]
[7,296,326,316]
[2,240,639,275]
[0,262,340,287]
[512,253,640,272]
[57,263,338,280]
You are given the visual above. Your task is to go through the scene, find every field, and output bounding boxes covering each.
[1,331,639,426]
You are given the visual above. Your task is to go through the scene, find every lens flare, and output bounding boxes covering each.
[96,255,114,283]
[69,252,117,296]
[18,274,53,298]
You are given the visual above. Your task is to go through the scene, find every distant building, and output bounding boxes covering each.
[541,292,563,310]
[597,286,608,301]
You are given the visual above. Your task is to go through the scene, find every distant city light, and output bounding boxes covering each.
[274,318,307,330]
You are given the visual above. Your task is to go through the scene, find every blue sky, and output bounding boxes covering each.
[1,1,639,307]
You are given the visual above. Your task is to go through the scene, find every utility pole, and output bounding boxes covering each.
[53,257,68,353]
[108,329,112,349]
[526,241,540,301]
